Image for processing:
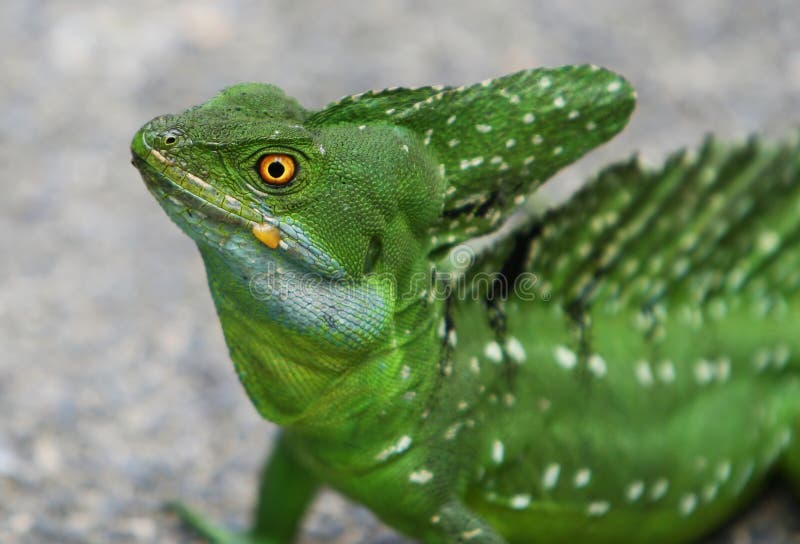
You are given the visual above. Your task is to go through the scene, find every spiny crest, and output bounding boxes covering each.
[309,65,635,250]
[524,133,800,308]
[308,86,445,126]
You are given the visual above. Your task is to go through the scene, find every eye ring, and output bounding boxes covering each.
[159,129,184,148]
[258,154,296,186]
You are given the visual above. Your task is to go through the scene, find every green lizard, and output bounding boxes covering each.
[131,65,800,543]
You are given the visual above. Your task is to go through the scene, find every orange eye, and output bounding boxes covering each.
[258,154,296,186]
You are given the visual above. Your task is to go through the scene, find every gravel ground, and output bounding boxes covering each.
[1,1,800,543]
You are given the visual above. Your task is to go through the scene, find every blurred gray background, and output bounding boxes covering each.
[1,1,799,543]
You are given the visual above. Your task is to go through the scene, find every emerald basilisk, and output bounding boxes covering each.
[131,65,800,543]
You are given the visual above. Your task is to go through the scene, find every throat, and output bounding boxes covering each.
[197,241,396,424]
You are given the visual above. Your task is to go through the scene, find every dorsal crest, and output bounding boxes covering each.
[308,65,636,249]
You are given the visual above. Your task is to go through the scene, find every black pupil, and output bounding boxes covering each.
[165,136,176,144]
[267,160,286,179]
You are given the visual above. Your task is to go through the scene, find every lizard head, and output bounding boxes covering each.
[132,83,443,283]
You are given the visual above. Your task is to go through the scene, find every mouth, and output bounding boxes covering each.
[133,148,273,227]
[131,132,346,278]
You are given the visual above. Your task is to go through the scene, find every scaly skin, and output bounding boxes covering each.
[131,66,800,543]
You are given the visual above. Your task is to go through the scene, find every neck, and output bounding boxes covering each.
[197,240,442,432]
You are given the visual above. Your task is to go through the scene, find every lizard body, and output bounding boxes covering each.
[131,66,800,543]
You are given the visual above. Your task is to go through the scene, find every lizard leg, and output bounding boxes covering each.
[250,432,319,541]
[423,500,508,544]
[170,432,319,544]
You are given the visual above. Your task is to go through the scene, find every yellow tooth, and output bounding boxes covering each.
[252,223,281,249]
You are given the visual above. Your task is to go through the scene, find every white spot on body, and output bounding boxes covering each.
[448,329,458,347]
[574,468,591,488]
[476,124,492,133]
[400,365,411,380]
[510,494,531,509]
[542,463,561,489]
[523,112,535,124]
[447,115,457,125]
[492,440,504,464]
[505,337,526,363]
[461,528,483,540]
[554,345,578,370]
[588,354,607,377]
[650,478,669,500]
[626,481,645,502]
[658,360,676,383]
[375,435,413,461]
[469,357,481,374]
[459,157,484,170]
[717,461,732,482]
[607,81,622,92]
[409,469,434,484]
[568,110,580,120]
[444,422,462,440]
[703,483,719,503]
[679,494,697,516]
[448,139,460,148]
[484,341,503,363]
[505,138,516,148]
[694,359,714,385]
[553,96,566,108]
[635,360,655,387]
[587,501,610,517]
[553,146,563,156]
